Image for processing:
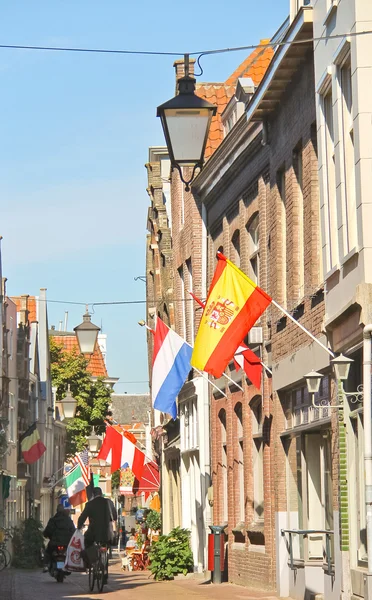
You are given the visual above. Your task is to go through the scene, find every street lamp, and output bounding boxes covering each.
[304,354,362,409]
[60,385,77,420]
[331,353,353,381]
[87,427,101,455]
[304,371,323,408]
[157,53,217,191]
[74,306,100,355]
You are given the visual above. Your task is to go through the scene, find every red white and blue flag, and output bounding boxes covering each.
[152,317,193,420]
[75,449,90,487]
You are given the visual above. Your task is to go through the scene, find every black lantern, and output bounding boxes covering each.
[74,307,100,355]
[157,54,217,190]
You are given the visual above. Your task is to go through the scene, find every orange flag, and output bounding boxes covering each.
[191,253,271,377]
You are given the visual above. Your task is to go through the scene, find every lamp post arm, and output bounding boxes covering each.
[173,163,202,191]
[363,324,372,573]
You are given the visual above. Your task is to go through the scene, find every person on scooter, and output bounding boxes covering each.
[43,504,75,572]
[77,487,117,583]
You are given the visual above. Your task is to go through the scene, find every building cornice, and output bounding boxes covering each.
[192,118,262,201]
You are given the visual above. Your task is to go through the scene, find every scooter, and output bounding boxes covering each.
[49,545,68,583]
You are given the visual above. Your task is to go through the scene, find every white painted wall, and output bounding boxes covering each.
[313,0,372,322]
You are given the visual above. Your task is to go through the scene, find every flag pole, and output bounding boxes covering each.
[221,371,244,392]
[261,362,272,376]
[271,299,335,358]
[193,368,228,399]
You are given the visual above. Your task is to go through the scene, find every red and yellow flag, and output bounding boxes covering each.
[191,253,271,377]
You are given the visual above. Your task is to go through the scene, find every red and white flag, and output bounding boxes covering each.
[97,425,145,478]
[233,343,262,390]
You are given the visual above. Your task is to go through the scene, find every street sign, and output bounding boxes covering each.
[60,494,72,510]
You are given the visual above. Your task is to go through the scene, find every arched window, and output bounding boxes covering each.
[234,403,245,523]
[247,213,259,284]
[232,230,241,267]
[250,396,264,522]
[219,409,228,522]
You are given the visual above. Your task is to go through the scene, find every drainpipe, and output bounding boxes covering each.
[363,324,372,573]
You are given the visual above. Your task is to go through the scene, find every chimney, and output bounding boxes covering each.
[173,57,196,93]
[1,277,7,298]
[18,294,29,326]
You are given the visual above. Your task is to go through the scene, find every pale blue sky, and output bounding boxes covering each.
[0,0,288,393]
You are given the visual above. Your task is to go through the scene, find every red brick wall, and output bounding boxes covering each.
[206,53,328,591]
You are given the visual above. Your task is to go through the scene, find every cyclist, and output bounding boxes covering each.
[78,487,117,583]
[43,504,75,572]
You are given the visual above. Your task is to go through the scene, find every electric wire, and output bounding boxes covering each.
[0,29,370,60]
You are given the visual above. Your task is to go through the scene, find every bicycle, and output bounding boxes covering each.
[0,528,12,569]
[88,542,108,593]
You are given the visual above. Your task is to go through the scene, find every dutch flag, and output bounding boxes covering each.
[152,318,193,420]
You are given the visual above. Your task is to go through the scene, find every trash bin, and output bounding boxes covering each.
[208,525,225,584]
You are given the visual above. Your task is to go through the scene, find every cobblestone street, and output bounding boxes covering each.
[0,560,279,600]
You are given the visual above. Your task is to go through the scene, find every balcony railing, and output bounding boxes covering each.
[281,528,334,573]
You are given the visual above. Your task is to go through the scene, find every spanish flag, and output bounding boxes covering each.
[191,253,271,377]
[20,423,46,464]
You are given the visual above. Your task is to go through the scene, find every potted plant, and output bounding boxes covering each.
[148,527,193,580]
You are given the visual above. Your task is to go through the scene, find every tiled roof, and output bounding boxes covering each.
[195,83,236,159]
[12,296,38,324]
[196,39,274,159]
[225,39,274,86]
[51,334,108,378]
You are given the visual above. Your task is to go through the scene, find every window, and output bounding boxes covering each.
[181,399,199,452]
[9,317,13,359]
[285,428,334,564]
[219,409,228,522]
[247,214,260,284]
[293,147,304,299]
[351,414,367,565]
[178,265,186,338]
[8,393,16,443]
[323,87,338,270]
[251,397,264,522]
[340,56,357,254]
[276,169,287,304]
[186,258,194,342]
[234,403,245,524]
[231,230,240,267]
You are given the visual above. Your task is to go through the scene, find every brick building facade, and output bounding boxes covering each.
[192,7,342,597]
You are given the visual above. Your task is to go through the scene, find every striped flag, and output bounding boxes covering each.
[75,449,90,487]
[191,253,271,377]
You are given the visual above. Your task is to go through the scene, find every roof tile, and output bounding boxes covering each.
[195,39,273,160]
[52,334,108,378]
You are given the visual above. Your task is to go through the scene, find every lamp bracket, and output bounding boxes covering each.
[311,384,364,410]
[172,162,202,191]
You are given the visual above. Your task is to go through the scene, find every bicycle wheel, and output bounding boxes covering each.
[0,550,6,572]
[88,565,95,592]
[1,547,11,567]
[96,551,106,593]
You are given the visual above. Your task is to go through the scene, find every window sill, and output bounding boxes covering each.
[340,246,359,268]
[325,264,340,281]
[232,522,245,534]
[323,1,338,27]
[249,544,266,554]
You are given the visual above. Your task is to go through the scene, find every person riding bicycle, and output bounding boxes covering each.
[77,487,117,583]
[43,504,75,572]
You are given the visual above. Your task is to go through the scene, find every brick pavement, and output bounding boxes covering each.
[0,562,280,600]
